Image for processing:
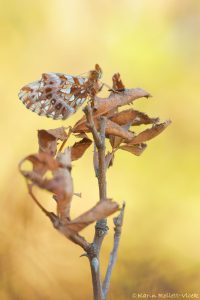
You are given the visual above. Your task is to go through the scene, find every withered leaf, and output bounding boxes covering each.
[127,120,171,145]
[73,88,151,132]
[110,109,159,126]
[38,127,67,156]
[106,119,134,140]
[109,123,131,148]
[119,143,147,156]
[93,88,151,116]
[47,127,68,140]
[73,132,89,139]
[19,152,57,186]
[67,199,119,232]
[19,150,73,223]
[74,117,134,140]
[53,149,73,222]
[71,138,92,161]
[19,152,60,176]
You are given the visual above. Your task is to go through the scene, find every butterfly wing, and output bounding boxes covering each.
[18,73,89,120]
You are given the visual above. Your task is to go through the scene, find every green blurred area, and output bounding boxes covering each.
[0,0,200,299]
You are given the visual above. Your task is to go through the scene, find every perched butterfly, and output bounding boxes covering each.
[18,64,103,120]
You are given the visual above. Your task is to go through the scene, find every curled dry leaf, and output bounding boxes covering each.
[46,127,68,140]
[110,109,159,127]
[38,127,67,156]
[67,199,119,232]
[109,124,131,149]
[74,117,134,140]
[73,88,151,132]
[106,119,133,140]
[19,152,60,176]
[127,120,171,145]
[55,149,73,223]
[71,137,92,161]
[19,150,74,222]
[119,143,147,156]
[73,132,89,139]
[93,88,151,116]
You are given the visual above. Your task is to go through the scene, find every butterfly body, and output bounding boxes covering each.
[18,64,102,120]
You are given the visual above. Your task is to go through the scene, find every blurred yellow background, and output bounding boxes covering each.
[0,0,200,299]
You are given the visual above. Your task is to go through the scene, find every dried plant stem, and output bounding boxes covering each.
[84,105,109,300]
[102,203,125,299]
[27,183,90,251]
[93,117,108,256]
[97,116,107,201]
[27,183,51,216]
[58,126,72,152]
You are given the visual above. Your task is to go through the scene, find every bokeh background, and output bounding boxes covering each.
[0,0,200,299]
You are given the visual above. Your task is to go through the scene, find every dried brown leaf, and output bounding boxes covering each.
[38,127,67,156]
[74,117,134,140]
[46,127,68,140]
[19,152,60,176]
[67,199,119,232]
[19,150,73,222]
[119,143,147,156]
[71,138,92,161]
[128,120,171,144]
[73,88,151,132]
[73,132,89,139]
[54,149,73,222]
[93,88,151,116]
[109,124,130,148]
[110,109,159,126]
[106,119,134,140]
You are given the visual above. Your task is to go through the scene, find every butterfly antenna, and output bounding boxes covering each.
[76,71,89,77]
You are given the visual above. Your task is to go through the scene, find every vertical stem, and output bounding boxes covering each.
[89,253,103,300]
[102,203,125,299]
[84,106,108,300]
[97,117,107,201]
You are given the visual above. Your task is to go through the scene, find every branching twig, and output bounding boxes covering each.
[58,126,72,152]
[102,202,126,299]
[83,105,102,148]
[27,183,53,218]
[27,182,90,252]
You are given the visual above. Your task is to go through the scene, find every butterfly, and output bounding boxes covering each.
[18,64,103,120]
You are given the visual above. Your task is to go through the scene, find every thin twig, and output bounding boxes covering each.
[102,202,126,299]
[58,126,72,152]
[98,116,107,201]
[27,183,90,252]
[83,105,101,148]
[93,143,99,177]
[27,183,51,216]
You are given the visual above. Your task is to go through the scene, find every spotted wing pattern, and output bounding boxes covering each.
[18,73,89,120]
